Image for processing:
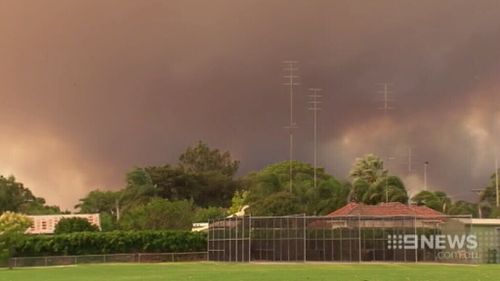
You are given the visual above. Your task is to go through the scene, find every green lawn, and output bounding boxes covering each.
[1,263,499,281]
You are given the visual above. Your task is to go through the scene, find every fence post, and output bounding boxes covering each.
[414,215,418,263]
[207,219,210,262]
[358,215,361,263]
[303,215,306,262]
[235,217,238,262]
[248,216,252,262]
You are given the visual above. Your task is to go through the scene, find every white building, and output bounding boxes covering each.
[26,214,101,234]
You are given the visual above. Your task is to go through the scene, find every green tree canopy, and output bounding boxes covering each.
[243,161,347,215]
[411,190,452,213]
[479,169,500,218]
[179,141,239,177]
[349,154,387,185]
[0,212,32,265]
[119,198,193,231]
[348,155,407,205]
[0,175,61,215]
[54,217,99,234]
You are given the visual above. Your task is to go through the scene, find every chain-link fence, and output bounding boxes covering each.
[7,252,207,268]
[208,215,498,264]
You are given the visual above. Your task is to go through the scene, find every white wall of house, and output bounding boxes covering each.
[26,214,100,234]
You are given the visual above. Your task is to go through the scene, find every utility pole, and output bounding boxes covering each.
[471,189,484,218]
[283,61,299,193]
[496,158,499,207]
[308,88,322,189]
[423,161,429,191]
[377,82,395,202]
[384,156,396,202]
[408,147,413,175]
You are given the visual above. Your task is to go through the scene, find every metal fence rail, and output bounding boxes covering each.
[8,252,207,268]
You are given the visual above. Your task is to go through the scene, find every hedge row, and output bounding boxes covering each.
[14,231,207,257]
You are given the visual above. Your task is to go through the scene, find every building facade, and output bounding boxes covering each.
[26,214,101,234]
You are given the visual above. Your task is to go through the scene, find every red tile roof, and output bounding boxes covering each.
[327,202,444,218]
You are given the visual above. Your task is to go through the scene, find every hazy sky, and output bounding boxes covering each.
[1,0,500,210]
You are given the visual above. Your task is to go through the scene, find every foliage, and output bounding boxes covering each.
[228,190,248,215]
[145,165,197,201]
[76,190,119,215]
[119,199,193,231]
[0,212,32,263]
[54,217,99,234]
[179,141,239,177]
[479,169,499,218]
[361,176,408,205]
[0,175,60,215]
[250,191,303,216]
[447,200,479,217]
[14,231,206,257]
[348,155,408,205]
[99,212,118,231]
[243,161,347,215]
[193,207,226,222]
[349,154,387,185]
[412,191,452,213]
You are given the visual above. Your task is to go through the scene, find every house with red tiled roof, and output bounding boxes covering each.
[309,202,446,230]
[327,202,444,218]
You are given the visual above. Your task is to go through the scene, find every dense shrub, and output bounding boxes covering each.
[54,217,99,234]
[14,231,206,257]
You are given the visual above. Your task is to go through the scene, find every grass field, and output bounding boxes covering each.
[1,263,499,281]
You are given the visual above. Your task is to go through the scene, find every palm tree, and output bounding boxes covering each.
[411,191,451,213]
[349,154,388,184]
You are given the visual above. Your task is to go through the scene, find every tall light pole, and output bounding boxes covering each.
[308,88,322,189]
[283,61,299,193]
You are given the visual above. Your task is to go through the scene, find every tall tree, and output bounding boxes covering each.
[349,154,387,185]
[448,200,479,217]
[479,169,500,217]
[145,165,197,201]
[362,176,408,205]
[119,198,193,231]
[0,175,61,215]
[412,191,452,213]
[243,161,346,215]
[179,141,239,177]
[0,212,32,267]
[348,155,407,205]
[76,190,119,214]
[177,142,240,207]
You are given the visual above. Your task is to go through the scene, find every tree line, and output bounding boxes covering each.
[1,142,499,233]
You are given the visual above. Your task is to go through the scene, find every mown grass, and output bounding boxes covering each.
[1,262,499,281]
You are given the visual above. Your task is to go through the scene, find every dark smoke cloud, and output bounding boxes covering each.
[1,0,500,209]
